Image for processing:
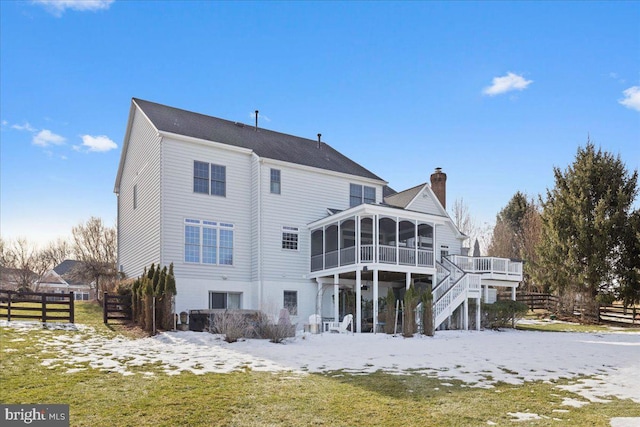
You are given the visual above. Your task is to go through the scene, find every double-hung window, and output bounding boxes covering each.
[270,169,281,194]
[282,226,299,250]
[184,219,234,265]
[349,184,376,207]
[194,161,226,196]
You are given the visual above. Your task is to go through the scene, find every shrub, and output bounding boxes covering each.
[384,288,396,334]
[403,285,419,337]
[210,311,251,343]
[482,300,529,329]
[421,288,434,337]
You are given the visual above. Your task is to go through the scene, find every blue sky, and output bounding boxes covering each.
[1,1,639,247]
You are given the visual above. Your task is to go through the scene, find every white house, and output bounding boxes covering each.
[114,98,522,332]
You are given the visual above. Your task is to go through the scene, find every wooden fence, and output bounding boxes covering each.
[599,303,639,325]
[516,292,559,311]
[0,290,75,323]
[516,291,639,326]
[103,292,132,324]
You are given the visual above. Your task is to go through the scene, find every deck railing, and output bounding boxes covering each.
[449,255,523,280]
[311,244,435,272]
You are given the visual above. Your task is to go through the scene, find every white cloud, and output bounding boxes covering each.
[12,122,37,132]
[33,129,66,147]
[483,72,533,96]
[619,86,640,112]
[33,0,114,16]
[79,134,117,152]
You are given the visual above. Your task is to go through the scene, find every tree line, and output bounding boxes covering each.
[486,141,639,320]
[0,217,117,298]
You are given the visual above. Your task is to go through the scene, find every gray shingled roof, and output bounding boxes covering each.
[383,183,426,208]
[133,98,384,181]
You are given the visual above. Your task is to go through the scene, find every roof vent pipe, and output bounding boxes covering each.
[255,110,259,130]
[317,133,321,149]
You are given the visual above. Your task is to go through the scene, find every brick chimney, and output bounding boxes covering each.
[430,167,447,209]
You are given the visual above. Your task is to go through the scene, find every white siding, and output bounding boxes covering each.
[117,108,162,279]
[406,187,441,215]
[436,223,463,260]
[160,137,253,304]
[258,161,384,282]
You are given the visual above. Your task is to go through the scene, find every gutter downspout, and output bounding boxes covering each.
[253,153,263,310]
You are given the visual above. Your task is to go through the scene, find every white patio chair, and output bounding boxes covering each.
[328,314,353,333]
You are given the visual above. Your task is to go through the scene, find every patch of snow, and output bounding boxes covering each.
[611,418,640,427]
[561,397,589,408]
[507,412,544,421]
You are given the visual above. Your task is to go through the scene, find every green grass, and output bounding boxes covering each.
[517,319,640,333]
[1,303,639,426]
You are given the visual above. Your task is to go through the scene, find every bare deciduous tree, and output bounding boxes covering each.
[71,217,118,299]
[0,238,51,292]
[451,198,489,254]
[41,238,72,268]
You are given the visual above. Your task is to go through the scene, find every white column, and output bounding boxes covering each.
[463,298,469,330]
[333,274,339,322]
[406,272,411,289]
[484,285,489,302]
[373,268,379,334]
[511,286,516,301]
[356,268,362,333]
[476,297,481,331]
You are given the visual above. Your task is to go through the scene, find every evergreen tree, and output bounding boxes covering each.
[617,209,640,307]
[165,263,177,295]
[147,263,155,281]
[536,142,638,320]
[384,288,395,334]
[152,265,160,294]
[403,284,419,337]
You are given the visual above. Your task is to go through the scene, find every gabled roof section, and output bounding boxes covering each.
[384,183,426,209]
[132,98,385,182]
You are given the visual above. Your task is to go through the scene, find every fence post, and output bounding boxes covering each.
[42,293,47,323]
[69,292,75,323]
[7,291,12,322]
[103,292,108,324]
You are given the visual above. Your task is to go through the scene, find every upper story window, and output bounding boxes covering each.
[350,184,376,207]
[270,168,281,194]
[185,219,234,265]
[282,226,299,250]
[194,161,226,197]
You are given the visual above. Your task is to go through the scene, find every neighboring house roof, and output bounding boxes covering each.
[127,98,385,183]
[40,260,89,287]
[384,183,425,208]
[53,260,82,277]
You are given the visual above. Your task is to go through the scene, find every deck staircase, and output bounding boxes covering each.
[433,257,482,329]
